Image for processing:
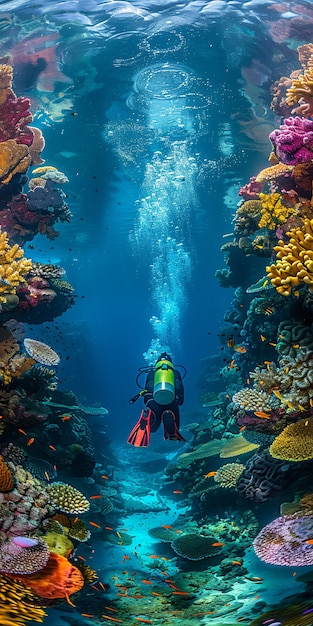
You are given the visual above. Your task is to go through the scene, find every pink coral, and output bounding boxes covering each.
[0,92,33,146]
[269,116,313,165]
[238,177,263,199]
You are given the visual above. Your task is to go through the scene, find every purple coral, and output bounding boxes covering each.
[27,180,65,212]
[253,514,313,566]
[269,116,313,165]
[0,93,33,146]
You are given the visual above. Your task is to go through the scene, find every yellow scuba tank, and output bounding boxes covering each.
[153,357,175,405]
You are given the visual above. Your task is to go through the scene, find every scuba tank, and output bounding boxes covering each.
[153,356,175,405]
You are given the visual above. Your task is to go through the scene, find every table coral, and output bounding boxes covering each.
[269,116,313,165]
[269,418,313,461]
[219,435,259,458]
[171,533,222,560]
[266,218,313,295]
[0,231,32,303]
[253,513,313,566]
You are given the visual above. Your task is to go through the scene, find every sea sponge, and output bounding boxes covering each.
[0,231,32,303]
[171,533,223,560]
[269,418,313,461]
[43,531,74,557]
[23,339,60,366]
[0,455,14,492]
[47,482,90,514]
[258,192,296,230]
[253,513,313,566]
[255,163,294,182]
[213,463,245,488]
[0,573,46,625]
[0,139,30,184]
[266,218,313,295]
[0,537,49,575]
[7,551,84,602]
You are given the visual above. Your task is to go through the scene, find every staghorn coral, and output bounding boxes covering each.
[0,572,46,625]
[0,455,14,492]
[258,192,296,230]
[236,450,293,502]
[171,533,223,560]
[253,513,313,566]
[47,482,90,514]
[266,218,313,295]
[0,232,32,303]
[269,418,313,461]
[232,388,272,411]
[269,116,313,165]
[213,463,245,488]
[0,537,49,575]
[8,551,84,601]
[23,339,60,366]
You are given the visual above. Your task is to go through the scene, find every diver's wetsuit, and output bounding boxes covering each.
[143,368,184,434]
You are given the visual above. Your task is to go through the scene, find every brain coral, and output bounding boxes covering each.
[269,418,313,461]
[236,450,292,502]
[47,482,90,514]
[253,514,313,566]
[276,320,313,357]
[171,533,223,560]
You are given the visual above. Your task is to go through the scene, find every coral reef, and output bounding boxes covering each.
[269,117,313,165]
[214,463,245,488]
[0,537,49,574]
[253,513,313,566]
[269,418,313,461]
[266,219,313,295]
[258,192,296,230]
[47,482,90,514]
[0,231,32,303]
[23,338,60,366]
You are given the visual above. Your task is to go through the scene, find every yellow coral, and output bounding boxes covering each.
[0,231,32,303]
[0,140,30,185]
[269,418,313,461]
[0,573,46,625]
[258,192,296,230]
[266,218,313,295]
[286,65,313,105]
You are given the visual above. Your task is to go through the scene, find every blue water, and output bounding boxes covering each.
[0,1,313,625]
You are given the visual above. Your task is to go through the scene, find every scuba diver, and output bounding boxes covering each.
[127,352,186,447]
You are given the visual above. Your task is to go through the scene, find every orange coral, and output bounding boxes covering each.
[0,64,13,106]
[28,127,45,166]
[7,552,84,605]
[0,455,14,492]
[0,139,30,185]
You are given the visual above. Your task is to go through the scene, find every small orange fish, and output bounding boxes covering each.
[101,475,109,480]
[268,342,277,347]
[149,555,160,559]
[228,359,236,369]
[49,445,56,451]
[246,378,250,385]
[104,607,119,613]
[89,521,101,528]
[104,526,114,531]
[173,490,183,494]
[227,338,235,348]
[44,471,50,481]
[102,616,122,623]
[232,560,242,566]
[273,389,283,400]
[203,471,216,478]
[61,415,71,421]
[162,525,173,529]
[122,555,130,561]
[152,591,163,596]
[172,591,190,596]
[233,345,247,353]
[81,615,95,619]
[77,555,86,561]
[135,619,152,624]
[293,344,300,349]
[260,335,267,342]
[18,428,27,436]
[27,437,35,446]
[90,495,103,499]
[73,517,79,523]
[254,411,271,419]
[239,426,246,432]
[141,579,152,585]
[211,542,224,547]
[306,539,313,545]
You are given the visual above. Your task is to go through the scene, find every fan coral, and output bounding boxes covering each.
[0,572,47,625]
[269,418,313,461]
[258,192,296,230]
[253,514,313,566]
[236,450,292,502]
[214,463,245,488]
[0,232,32,303]
[171,533,223,560]
[266,218,313,295]
[47,482,90,514]
[0,537,49,575]
[269,117,313,165]
[0,455,14,492]
[7,551,84,603]
[23,339,60,366]
[232,388,272,411]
